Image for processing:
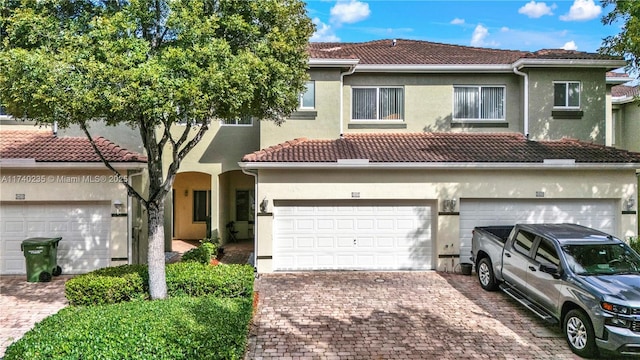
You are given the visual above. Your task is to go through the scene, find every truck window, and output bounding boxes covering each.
[513,230,536,256]
[535,238,560,266]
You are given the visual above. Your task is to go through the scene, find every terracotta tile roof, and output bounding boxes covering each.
[242,133,640,164]
[308,39,622,65]
[0,130,147,162]
[612,84,639,98]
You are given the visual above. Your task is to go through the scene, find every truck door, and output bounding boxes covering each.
[527,236,562,314]
[501,230,536,291]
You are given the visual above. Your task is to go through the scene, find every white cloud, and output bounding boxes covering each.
[518,1,556,18]
[330,0,371,25]
[451,18,465,25]
[500,27,510,32]
[559,0,601,21]
[310,18,340,42]
[470,24,498,48]
[562,41,578,50]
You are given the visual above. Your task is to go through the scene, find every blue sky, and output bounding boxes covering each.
[306,0,621,53]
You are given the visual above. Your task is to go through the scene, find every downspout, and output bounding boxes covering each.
[513,67,529,139]
[340,65,357,137]
[241,167,258,272]
[127,170,144,264]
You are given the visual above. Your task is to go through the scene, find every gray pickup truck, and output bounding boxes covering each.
[471,223,640,358]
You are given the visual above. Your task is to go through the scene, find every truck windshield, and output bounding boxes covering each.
[562,243,640,275]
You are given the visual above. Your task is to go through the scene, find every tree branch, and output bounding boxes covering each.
[79,122,148,208]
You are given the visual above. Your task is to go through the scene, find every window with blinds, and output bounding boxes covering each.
[352,87,404,120]
[453,86,505,121]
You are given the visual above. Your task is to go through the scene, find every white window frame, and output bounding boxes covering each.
[299,80,315,109]
[351,86,404,121]
[220,115,253,127]
[553,81,581,109]
[453,85,506,121]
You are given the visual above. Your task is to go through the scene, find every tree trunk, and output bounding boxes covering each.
[147,201,167,300]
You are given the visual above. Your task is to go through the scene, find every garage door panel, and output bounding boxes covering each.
[1,203,111,275]
[274,204,433,271]
[459,199,617,262]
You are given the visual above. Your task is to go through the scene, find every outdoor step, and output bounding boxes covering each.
[499,283,558,324]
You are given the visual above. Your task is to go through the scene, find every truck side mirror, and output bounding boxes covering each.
[540,264,561,278]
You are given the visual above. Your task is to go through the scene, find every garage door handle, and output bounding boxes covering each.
[353,239,356,245]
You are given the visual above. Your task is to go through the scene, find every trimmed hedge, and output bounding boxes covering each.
[65,263,254,306]
[3,295,253,360]
[181,242,216,264]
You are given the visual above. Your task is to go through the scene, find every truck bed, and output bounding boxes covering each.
[474,226,513,244]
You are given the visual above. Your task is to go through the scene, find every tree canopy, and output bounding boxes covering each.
[0,0,314,299]
[600,0,640,73]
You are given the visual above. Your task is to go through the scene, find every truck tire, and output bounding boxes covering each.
[564,309,598,358]
[477,257,498,291]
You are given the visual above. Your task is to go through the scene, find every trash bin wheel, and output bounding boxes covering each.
[39,271,52,282]
[52,266,62,276]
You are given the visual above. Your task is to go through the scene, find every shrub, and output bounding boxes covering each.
[181,242,216,264]
[166,262,254,298]
[65,264,148,306]
[65,263,253,306]
[4,296,253,360]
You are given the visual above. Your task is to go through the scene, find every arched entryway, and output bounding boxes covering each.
[172,172,212,241]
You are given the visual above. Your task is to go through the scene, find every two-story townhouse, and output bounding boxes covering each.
[241,39,640,273]
[2,39,639,276]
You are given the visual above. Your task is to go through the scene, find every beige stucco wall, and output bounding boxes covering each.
[527,68,606,143]
[343,73,523,134]
[619,101,640,153]
[253,167,637,273]
[0,168,131,266]
[260,68,343,147]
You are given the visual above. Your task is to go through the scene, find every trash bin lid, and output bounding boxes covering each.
[21,237,62,246]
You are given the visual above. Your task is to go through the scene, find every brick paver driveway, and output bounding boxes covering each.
[247,271,594,360]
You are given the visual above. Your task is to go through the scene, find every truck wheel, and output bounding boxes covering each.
[477,257,498,291]
[564,309,598,358]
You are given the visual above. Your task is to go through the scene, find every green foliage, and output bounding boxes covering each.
[182,242,217,264]
[3,296,253,360]
[65,264,149,306]
[166,262,254,298]
[65,263,253,306]
[600,0,640,72]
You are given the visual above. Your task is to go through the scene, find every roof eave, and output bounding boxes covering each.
[514,58,628,70]
[0,161,147,170]
[239,162,640,171]
[308,58,360,67]
[353,64,514,73]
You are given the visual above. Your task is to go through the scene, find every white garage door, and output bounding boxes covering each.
[1,203,111,275]
[273,204,432,271]
[459,199,617,262]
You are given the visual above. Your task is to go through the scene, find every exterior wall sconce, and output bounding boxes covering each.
[259,198,269,214]
[443,199,457,212]
[113,200,124,215]
[184,189,189,197]
[626,197,636,211]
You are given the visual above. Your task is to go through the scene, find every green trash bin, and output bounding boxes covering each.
[21,237,62,282]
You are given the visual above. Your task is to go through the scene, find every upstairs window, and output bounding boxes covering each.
[352,86,404,120]
[221,115,252,126]
[554,81,580,108]
[453,85,505,121]
[299,81,315,109]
